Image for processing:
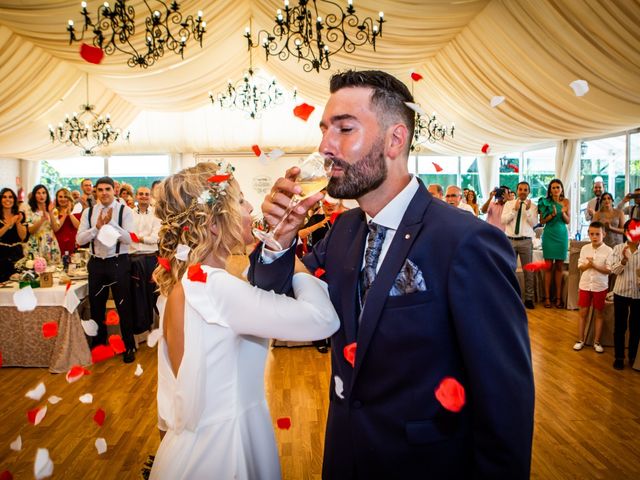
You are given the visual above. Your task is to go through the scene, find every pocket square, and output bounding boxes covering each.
[389,259,427,296]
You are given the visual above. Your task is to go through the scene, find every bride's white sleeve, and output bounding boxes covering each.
[186,268,339,341]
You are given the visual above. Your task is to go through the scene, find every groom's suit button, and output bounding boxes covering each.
[352,400,363,409]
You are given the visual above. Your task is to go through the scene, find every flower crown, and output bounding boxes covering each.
[164,162,235,225]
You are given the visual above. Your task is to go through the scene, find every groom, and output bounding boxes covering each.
[249,70,534,478]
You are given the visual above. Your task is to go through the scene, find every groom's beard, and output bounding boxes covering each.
[327,139,387,199]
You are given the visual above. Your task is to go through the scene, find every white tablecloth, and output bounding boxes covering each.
[0,277,88,313]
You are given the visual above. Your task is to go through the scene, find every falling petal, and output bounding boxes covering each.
[25,382,46,401]
[81,319,99,336]
[33,448,54,479]
[95,437,107,455]
[490,95,505,108]
[13,286,37,312]
[135,364,144,377]
[79,393,93,404]
[334,376,345,399]
[9,435,21,452]
[569,79,589,96]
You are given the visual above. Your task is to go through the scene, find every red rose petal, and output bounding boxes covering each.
[80,43,104,64]
[523,260,552,272]
[314,268,326,278]
[93,408,106,426]
[293,103,315,121]
[276,417,291,429]
[91,345,115,364]
[65,281,72,293]
[130,232,140,243]
[183,226,190,231]
[410,72,424,82]
[435,377,466,412]
[158,257,171,272]
[187,263,207,283]
[27,405,47,425]
[0,470,13,480]
[42,322,58,339]
[0,350,3,368]
[105,310,120,325]
[481,143,490,154]
[343,342,357,367]
[207,174,230,183]
[108,335,126,354]
[432,162,443,172]
[251,144,262,157]
[66,365,91,383]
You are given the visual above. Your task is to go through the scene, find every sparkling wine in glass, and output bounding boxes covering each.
[253,152,333,251]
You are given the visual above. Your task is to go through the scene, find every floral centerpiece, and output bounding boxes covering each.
[14,255,48,288]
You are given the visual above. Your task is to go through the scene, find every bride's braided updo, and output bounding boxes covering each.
[153,162,244,296]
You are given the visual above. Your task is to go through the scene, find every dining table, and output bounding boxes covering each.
[0,274,91,373]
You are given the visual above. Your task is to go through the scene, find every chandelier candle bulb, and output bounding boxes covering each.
[81,1,86,8]
[197,10,203,18]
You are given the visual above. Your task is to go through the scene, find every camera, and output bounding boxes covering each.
[628,193,640,201]
[494,187,505,199]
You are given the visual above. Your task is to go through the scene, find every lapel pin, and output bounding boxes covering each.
[405,234,411,239]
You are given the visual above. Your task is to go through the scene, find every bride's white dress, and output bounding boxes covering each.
[150,266,339,480]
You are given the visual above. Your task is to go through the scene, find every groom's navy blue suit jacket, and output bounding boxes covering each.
[249,181,534,479]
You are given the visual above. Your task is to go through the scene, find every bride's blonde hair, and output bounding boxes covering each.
[153,162,244,296]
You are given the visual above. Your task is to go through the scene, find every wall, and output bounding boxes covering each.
[0,158,20,191]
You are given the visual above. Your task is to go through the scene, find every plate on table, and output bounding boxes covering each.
[68,270,88,280]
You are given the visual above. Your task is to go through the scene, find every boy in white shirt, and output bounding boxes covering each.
[574,221,612,353]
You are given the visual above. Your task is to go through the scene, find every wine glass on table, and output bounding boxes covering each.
[253,152,333,251]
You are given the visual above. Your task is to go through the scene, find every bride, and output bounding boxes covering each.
[150,162,339,479]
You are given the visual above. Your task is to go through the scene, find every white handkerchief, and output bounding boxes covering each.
[10,434,22,451]
[81,319,99,337]
[490,95,505,107]
[97,224,121,248]
[334,375,345,399]
[134,364,144,377]
[26,382,46,401]
[14,286,37,312]
[34,448,54,479]
[569,79,589,96]
[147,328,162,348]
[95,437,107,455]
[175,244,190,261]
[79,393,93,404]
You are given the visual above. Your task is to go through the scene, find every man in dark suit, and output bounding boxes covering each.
[249,70,534,479]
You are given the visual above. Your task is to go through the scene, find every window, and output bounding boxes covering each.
[523,147,556,201]
[41,155,170,195]
[580,135,625,205]
[499,154,521,194]
[40,157,104,194]
[416,156,458,191]
[108,155,170,191]
[630,131,640,191]
[460,157,482,198]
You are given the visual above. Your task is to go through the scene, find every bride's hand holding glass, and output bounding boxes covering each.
[256,152,333,251]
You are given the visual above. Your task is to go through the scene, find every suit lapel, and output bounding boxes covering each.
[351,184,431,383]
[340,212,367,344]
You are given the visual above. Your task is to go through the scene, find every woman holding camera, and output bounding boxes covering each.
[539,179,570,308]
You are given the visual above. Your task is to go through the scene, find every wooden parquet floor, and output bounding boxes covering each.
[1,306,639,479]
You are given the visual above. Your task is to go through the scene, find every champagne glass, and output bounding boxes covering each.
[253,152,333,251]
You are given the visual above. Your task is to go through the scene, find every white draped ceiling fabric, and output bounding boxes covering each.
[0,0,638,161]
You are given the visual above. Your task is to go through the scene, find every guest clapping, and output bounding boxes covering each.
[53,188,81,256]
[25,184,61,263]
[593,192,625,248]
[0,188,27,281]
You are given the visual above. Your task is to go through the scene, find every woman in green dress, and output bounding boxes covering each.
[539,179,570,308]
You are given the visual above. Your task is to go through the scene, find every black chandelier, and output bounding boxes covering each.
[67,0,207,68]
[244,0,385,73]
[209,25,295,119]
[48,75,128,156]
[410,111,455,152]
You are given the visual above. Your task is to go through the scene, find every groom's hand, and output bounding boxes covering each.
[262,167,324,249]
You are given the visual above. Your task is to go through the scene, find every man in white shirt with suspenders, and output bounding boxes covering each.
[76,176,137,363]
